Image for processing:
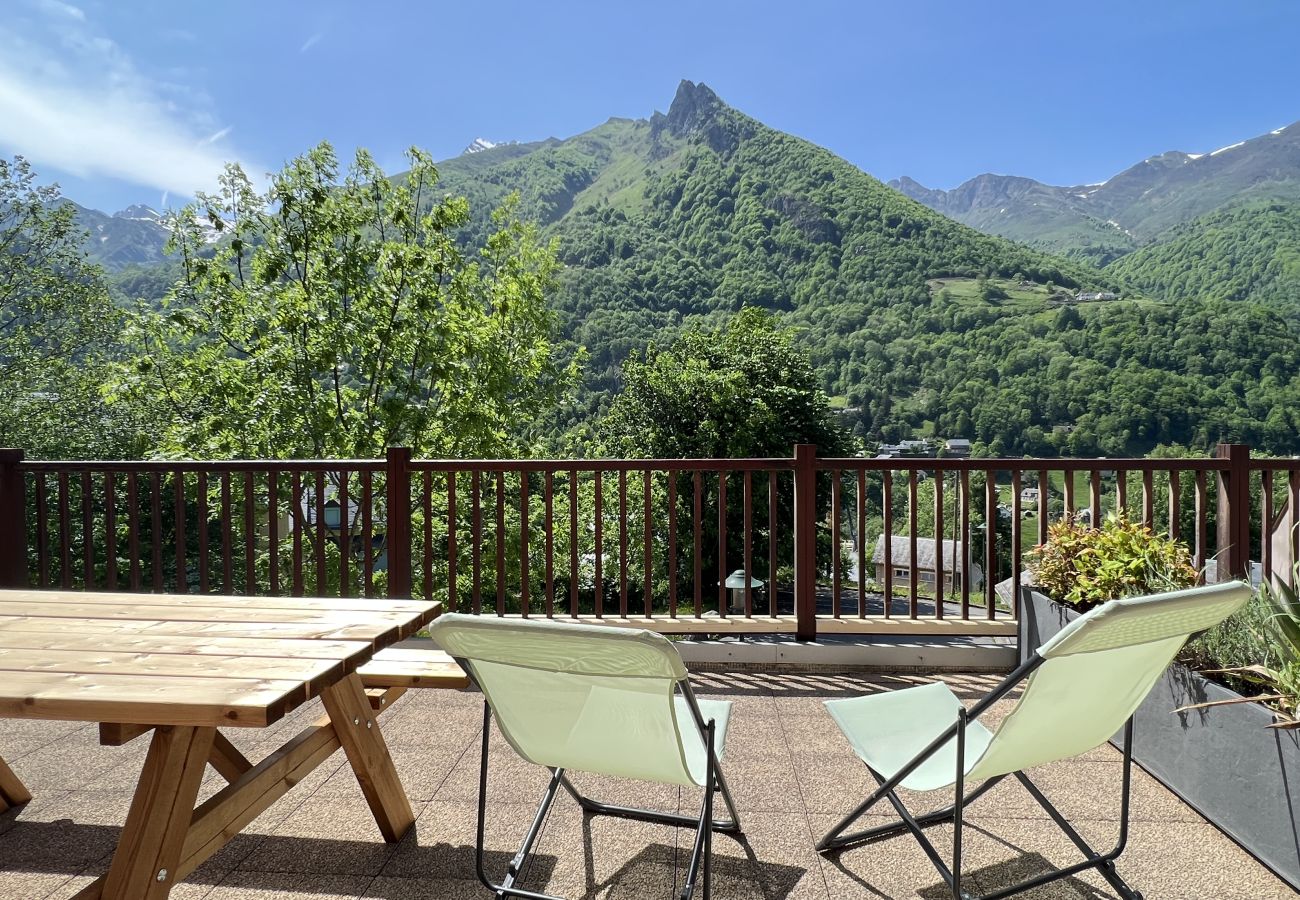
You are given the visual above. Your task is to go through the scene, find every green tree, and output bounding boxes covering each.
[601,306,849,459]
[601,308,850,602]
[117,143,575,460]
[0,156,140,458]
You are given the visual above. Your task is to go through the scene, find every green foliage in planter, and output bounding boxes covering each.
[1195,561,1300,726]
[1027,513,1197,609]
[1182,594,1285,698]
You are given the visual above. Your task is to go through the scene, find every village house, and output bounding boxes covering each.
[872,534,984,593]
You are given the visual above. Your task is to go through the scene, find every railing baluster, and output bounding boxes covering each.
[934,470,944,619]
[127,472,140,591]
[150,472,162,592]
[291,472,303,597]
[619,469,628,617]
[693,471,702,617]
[520,471,530,617]
[882,473,893,617]
[243,472,254,595]
[1169,470,1181,542]
[313,471,325,596]
[544,471,553,618]
[83,471,95,589]
[495,471,505,615]
[594,471,603,618]
[35,472,48,588]
[960,469,970,618]
[644,470,653,619]
[569,470,578,617]
[436,470,447,603]
[268,470,279,595]
[908,470,918,618]
[421,471,433,603]
[1196,469,1208,579]
[1011,469,1022,619]
[717,471,727,616]
[985,474,997,618]
[104,472,117,591]
[472,471,482,615]
[669,470,679,618]
[175,470,188,592]
[1090,469,1102,527]
[1064,469,1075,523]
[743,470,753,617]
[857,469,866,618]
[1142,469,1154,529]
[831,469,842,619]
[768,471,778,618]
[339,470,351,596]
[1117,469,1128,518]
[1037,470,1048,543]
[197,472,209,593]
[363,470,374,598]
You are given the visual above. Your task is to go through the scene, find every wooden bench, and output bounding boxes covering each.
[101,647,469,744]
[358,646,469,711]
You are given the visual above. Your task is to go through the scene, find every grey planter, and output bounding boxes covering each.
[1019,587,1300,892]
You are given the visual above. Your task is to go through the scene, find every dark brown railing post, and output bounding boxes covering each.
[0,450,26,588]
[1215,443,1251,581]
[793,444,818,640]
[385,447,413,598]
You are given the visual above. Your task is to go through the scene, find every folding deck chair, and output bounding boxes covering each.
[815,581,1252,900]
[430,614,742,900]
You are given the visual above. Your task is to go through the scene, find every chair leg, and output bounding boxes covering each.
[817,772,1004,851]
[680,720,716,900]
[474,701,566,900]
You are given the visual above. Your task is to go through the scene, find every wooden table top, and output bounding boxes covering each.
[0,590,440,729]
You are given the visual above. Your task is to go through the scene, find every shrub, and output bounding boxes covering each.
[1027,513,1197,609]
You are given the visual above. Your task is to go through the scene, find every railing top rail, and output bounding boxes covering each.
[814,457,1229,472]
[17,459,385,473]
[1246,458,1300,471]
[409,458,793,472]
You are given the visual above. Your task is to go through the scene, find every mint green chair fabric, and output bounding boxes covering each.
[817,581,1252,900]
[431,614,741,900]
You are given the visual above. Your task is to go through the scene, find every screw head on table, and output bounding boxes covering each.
[156,868,168,882]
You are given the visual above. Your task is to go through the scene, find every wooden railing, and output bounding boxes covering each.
[0,444,1288,639]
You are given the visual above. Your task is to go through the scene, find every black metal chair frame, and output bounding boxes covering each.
[455,658,742,900]
[816,654,1143,900]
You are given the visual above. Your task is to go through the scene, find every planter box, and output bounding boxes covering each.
[1019,587,1300,892]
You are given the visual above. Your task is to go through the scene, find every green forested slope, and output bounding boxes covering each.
[108,82,1300,457]
[1107,202,1300,312]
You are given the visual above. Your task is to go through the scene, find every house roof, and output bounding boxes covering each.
[871,534,982,576]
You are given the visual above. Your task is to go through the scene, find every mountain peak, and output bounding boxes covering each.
[664,80,724,137]
[462,138,500,155]
[113,204,162,223]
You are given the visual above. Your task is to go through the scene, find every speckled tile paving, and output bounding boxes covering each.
[0,670,1290,899]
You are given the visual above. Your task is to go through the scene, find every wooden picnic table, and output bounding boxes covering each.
[0,589,443,900]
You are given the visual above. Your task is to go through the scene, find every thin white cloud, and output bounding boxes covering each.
[0,2,258,198]
[36,0,84,21]
[199,126,232,146]
[300,32,322,53]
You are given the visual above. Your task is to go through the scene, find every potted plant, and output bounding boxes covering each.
[1020,514,1300,891]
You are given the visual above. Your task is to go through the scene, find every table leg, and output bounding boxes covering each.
[319,672,413,842]
[0,753,31,811]
[101,725,215,900]
[208,731,254,783]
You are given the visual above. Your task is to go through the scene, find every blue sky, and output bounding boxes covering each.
[2,0,1297,212]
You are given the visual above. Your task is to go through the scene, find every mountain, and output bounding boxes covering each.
[1107,201,1300,312]
[64,201,171,271]
[395,81,1300,455]
[97,81,1300,455]
[892,121,1300,264]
